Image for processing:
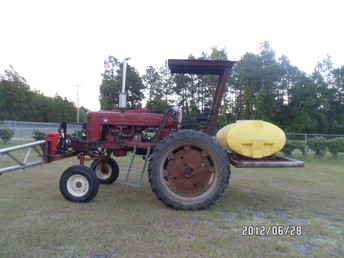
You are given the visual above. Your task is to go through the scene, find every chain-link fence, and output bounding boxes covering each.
[0,120,82,141]
[2,121,344,159]
[285,133,344,159]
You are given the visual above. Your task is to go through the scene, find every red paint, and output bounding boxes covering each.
[47,133,60,154]
[86,110,177,141]
[159,129,174,139]
[113,150,127,156]
[78,154,85,165]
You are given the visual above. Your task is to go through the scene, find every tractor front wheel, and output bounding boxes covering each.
[91,158,119,184]
[149,130,230,210]
[59,165,99,202]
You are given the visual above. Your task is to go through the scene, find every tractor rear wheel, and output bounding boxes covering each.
[59,165,99,202]
[148,130,230,210]
[91,158,119,184]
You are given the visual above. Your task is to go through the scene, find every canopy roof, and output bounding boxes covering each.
[168,59,236,75]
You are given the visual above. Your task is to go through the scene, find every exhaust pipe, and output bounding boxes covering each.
[119,57,130,108]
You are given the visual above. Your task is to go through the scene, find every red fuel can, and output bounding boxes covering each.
[47,133,60,154]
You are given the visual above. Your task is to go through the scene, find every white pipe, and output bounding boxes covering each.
[119,58,130,108]
[121,61,127,94]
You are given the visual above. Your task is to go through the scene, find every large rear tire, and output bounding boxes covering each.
[59,165,99,202]
[91,158,119,184]
[149,130,230,210]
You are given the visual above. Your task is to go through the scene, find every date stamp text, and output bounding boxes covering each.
[242,225,303,237]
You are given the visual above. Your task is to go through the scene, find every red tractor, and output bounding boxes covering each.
[0,59,303,210]
[49,59,236,210]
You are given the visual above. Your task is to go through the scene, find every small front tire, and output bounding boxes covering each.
[91,158,119,184]
[59,165,99,202]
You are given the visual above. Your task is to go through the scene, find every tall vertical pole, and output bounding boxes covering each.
[119,57,130,108]
[75,84,80,123]
[121,61,127,94]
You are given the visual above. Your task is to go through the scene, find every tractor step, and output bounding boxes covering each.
[124,146,151,187]
[0,140,47,175]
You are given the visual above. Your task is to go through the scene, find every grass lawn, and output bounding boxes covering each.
[0,141,343,257]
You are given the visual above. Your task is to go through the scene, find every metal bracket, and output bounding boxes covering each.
[0,140,47,175]
[230,155,304,168]
[124,146,151,188]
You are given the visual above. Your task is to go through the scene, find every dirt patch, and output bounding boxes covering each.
[217,209,239,221]
[293,242,313,256]
[253,210,267,218]
[274,209,309,224]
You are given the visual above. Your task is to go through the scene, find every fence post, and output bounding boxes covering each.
[304,134,308,154]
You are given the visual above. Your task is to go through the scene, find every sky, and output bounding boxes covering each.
[0,0,343,111]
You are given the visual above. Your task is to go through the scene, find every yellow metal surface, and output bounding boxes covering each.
[216,120,286,159]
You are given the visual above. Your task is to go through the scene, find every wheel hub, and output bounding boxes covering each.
[165,145,214,197]
[66,174,90,197]
[95,162,111,180]
[183,166,194,178]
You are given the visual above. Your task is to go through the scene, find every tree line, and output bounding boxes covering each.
[0,66,87,123]
[100,42,344,134]
[1,42,343,134]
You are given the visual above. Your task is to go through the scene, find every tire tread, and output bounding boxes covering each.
[148,130,230,210]
[59,165,99,202]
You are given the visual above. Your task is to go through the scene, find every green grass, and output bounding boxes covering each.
[0,141,344,257]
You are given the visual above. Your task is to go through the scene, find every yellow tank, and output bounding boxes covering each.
[216,120,286,159]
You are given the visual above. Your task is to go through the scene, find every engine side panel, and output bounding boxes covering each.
[86,110,176,141]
